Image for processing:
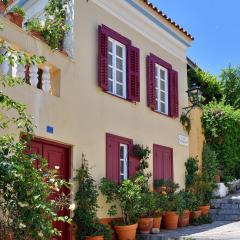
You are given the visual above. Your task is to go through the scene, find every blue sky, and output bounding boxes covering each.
[150,0,240,76]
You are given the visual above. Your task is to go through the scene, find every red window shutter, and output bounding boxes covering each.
[128,141,140,177]
[98,26,108,91]
[127,45,140,102]
[169,70,179,118]
[106,134,120,183]
[153,144,173,184]
[147,56,156,110]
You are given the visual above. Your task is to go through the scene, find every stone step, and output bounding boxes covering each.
[211,198,240,205]
[211,213,240,221]
[211,201,240,209]
[210,208,240,215]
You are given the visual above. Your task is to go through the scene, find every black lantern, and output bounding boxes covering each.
[186,83,202,107]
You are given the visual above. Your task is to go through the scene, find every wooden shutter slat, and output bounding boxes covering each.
[147,56,156,110]
[169,70,179,118]
[98,26,108,91]
[127,45,140,102]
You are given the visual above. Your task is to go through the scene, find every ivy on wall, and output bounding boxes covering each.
[202,101,240,180]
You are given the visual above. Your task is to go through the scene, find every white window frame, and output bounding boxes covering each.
[119,144,128,181]
[108,37,127,99]
[155,64,169,115]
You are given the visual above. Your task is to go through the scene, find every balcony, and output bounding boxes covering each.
[0,15,73,97]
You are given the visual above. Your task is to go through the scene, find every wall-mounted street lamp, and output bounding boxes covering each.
[181,83,202,133]
[183,83,202,114]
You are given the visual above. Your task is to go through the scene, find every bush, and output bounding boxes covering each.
[0,43,70,239]
[202,101,240,179]
[202,144,218,182]
[73,155,111,240]
[99,176,145,225]
[185,157,199,190]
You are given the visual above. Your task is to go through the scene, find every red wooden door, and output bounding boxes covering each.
[153,144,173,182]
[28,139,71,240]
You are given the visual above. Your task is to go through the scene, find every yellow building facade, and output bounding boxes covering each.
[0,0,196,221]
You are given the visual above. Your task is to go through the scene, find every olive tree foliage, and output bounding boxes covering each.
[0,38,71,239]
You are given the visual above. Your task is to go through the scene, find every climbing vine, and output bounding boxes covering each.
[202,101,240,180]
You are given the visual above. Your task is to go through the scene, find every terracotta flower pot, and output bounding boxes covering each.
[30,30,44,40]
[6,233,14,240]
[215,175,221,183]
[178,210,190,227]
[198,205,210,215]
[86,236,104,240]
[138,217,153,234]
[0,0,13,14]
[6,12,23,27]
[162,211,179,230]
[190,210,202,220]
[153,216,162,229]
[114,223,138,240]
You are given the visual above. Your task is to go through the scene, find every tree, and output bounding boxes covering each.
[220,65,240,109]
[188,67,222,105]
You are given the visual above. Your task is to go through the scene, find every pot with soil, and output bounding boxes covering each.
[138,217,153,234]
[162,211,179,230]
[178,209,190,227]
[6,6,25,27]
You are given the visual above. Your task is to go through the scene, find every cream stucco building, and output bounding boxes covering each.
[1,0,197,234]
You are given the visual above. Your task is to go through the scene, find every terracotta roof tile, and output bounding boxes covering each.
[141,0,194,40]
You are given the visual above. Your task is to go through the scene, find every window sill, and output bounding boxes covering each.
[152,109,176,119]
[105,91,137,104]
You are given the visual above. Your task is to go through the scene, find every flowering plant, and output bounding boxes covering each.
[0,37,71,239]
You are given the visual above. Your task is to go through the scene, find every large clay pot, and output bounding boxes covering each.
[178,210,190,227]
[190,210,202,220]
[6,12,23,27]
[198,205,210,215]
[153,216,162,229]
[114,223,138,240]
[86,236,104,240]
[138,217,153,234]
[162,211,179,230]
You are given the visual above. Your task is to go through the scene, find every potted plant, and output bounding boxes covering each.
[6,6,25,27]
[186,192,201,221]
[99,176,145,240]
[193,175,213,216]
[152,192,165,230]
[138,192,155,234]
[0,0,11,14]
[156,180,183,230]
[73,155,112,240]
[24,18,44,39]
[177,191,191,227]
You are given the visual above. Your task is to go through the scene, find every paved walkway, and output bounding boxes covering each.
[137,221,240,240]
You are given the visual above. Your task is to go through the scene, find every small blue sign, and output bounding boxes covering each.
[46,125,54,134]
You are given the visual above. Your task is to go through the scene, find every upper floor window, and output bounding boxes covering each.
[108,38,127,98]
[155,64,169,115]
[98,25,140,102]
[147,53,179,118]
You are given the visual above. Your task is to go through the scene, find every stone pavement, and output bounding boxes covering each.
[137,221,240,240]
